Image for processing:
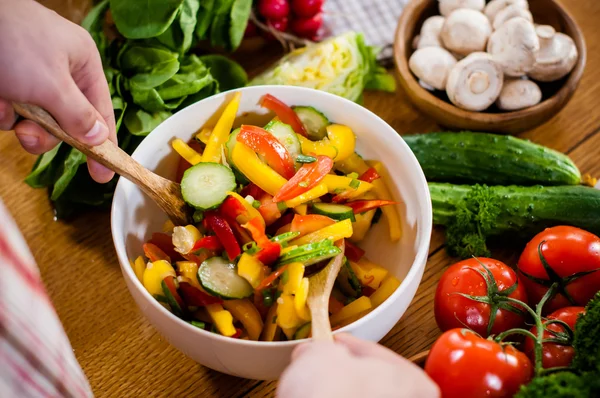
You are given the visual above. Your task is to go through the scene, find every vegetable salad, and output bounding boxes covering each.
[130,92,402,341]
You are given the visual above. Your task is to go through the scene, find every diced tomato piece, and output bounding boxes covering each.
[344,239,365,262]
[258,193,282,226]
[179,281,222,306]
[149,232,183,261]
[273,156,333,202]
[359,167,381,184]
[191,236,223,252]
[143,243,171,263]
[238,125,295,179]
[260,94,308,137]
[204,212,241,261]
[290,214,335,238]
[346,200,399,214]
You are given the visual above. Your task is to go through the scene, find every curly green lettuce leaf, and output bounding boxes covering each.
[572,292,600,373]
[516,371,599,398]
[249,32,395,102]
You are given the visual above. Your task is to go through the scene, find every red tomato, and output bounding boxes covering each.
[524,306,585,369]
[237,125,295,178]
[291,0,323,18]
[434,258,528,337]
[257,193,282,226]
[290,12,323,39]
[517,226,600,313]
[258,0,290,19]
[260,94,308,137]
[425,329,533,398]
[290,214,335,237]
[273,155,333,202]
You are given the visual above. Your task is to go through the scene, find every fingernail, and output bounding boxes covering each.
[18,134,39,148]
[84,120,109,145]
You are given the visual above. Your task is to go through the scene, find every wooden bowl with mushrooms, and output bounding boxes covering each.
[394,0,586,134]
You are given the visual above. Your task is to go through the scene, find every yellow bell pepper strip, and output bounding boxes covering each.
[261,302,282,341]
[277,293,305,329]
[196,127,212,144]
[132,256,146,282]
[222,191,265,228]
[283,262,305,295]
[294,204,308,215]
[222,299,264,341]
[322,175,373,199]
[237,253,266,288]
[298,135,338,159]
[171,225,203,254]
[206,303,237,337]
[172,138,203,165]
[350,210,377,242]
[369,275,402,308]
[329,296,372,326]
[162,219,175,234]
[143,260,176,296]
[284,183,328,208]
[202,91,242,163]
[290,219,353,246]
[176,261,201,288]
[366,160,402,241]
[295,277,311,321]
[349,258,389,289]
[325,124,355,162]
[334,152,369,175]
[231,142,287,196]
[282,327,299,340]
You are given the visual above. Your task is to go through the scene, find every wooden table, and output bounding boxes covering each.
[1,1,599,397]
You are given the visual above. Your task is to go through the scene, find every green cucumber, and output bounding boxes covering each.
[403,132,581,186]
[311,203,356,222]
[271,231,301,244]
[278,240,342,267]
[264,120,302,161]
[181,162,236,210]
[225,128,250,184]
[294,322,312,340]
[335,257,362,298]
[198,257,253,299]
[292,106,329,140]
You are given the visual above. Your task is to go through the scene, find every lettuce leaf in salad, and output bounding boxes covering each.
[249,32,396,103]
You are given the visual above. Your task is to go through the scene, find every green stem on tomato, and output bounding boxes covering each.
[494,327,537,343]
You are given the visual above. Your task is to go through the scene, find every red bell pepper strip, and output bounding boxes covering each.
[175,140,203,183]
[219,196,247,222]
[329,296,345,314]
[346,200,399,214]
[231,328,243,339]
[204,212,241,261]
[256,264,289,293]
[191,236,223,252]
[178,280,222,306]
[290,214,335,237]
[359,167,381,184]
[143,243,171,263]
[149,232,183,261]
[182,251,214,266]
[240,183,265,199]
[237,125,295,179]
[163,275,186,311]
[344,239,365,262]
[260,94,308,137]
[273,155,333,202]
[242,217,281,266]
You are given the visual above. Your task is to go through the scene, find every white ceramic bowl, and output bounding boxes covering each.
[111,86,432,380]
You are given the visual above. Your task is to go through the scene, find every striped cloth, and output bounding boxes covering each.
[0,199,93,398]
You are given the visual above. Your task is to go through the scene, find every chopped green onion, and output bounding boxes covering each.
[281,269,289,285]
[243,241,260,255]
[298,181,308,188]
[263,289,274,307]
[296,154,317,163]
[277,201,288,212]
[333,188,346,194]
[349,179,360,189]
[252,200,261,209]
[347,172,359,179]
[272,315,278,324]
[190,320,206,330]
[193,210,205,223]
[274,290,282,300]
[154,294,169,304]
[271,231,301,243]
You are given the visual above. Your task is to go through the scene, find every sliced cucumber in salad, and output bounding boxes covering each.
[225,128,250,184]
[198,257,253,300]
[292,106,330,140]
[336,257,362,298]
[180,162,236,210]
[264,120,302,161]
[310,203,356,222]
[278,240,342,267]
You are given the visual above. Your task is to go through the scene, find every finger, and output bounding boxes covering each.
[334,334,411,366]
[14,120,60,154]
[0,99,17,131]
[291,341,344,362]
[88,159,114,183]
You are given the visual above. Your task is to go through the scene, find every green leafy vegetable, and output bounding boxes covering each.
[195,0,215,40]
[110,0,184,39]
[516,371,599,398]
[572,291,600,373]
[198,55,248,91]
[229,0,252,50]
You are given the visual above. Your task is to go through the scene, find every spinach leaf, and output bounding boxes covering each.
[51,148,86,200]
[24,144,64,188]
[195,0,215,40]
[156,55,214,100]
[210,0,234,49]
[179,0,200,53]
[124,107,172,136]
[81,0,110,54]
[199,55,248,91]
[229,0,252,50]
[110,0,184,39]
[119,45,180,89]
[112,96,127,134]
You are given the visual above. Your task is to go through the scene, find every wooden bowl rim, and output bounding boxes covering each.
[393,0,587,123]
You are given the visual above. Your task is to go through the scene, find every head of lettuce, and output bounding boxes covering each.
[249,32,396,103]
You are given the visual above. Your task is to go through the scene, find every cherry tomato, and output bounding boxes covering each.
[517,226,600,313]
[434,258,528,337]
[524,306,585,369]
[291,0,323,18]
[258,0,290,19]
[290,13,323,39]
[237,125,295,178]
[425,329,533,398]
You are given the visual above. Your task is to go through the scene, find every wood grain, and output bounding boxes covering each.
[0,1,598,397]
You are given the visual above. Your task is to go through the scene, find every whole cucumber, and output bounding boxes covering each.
[430,183,600,237]
[404,132,581,186]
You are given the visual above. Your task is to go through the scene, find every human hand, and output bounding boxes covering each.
[277,334,440,398]
[0,0,115,183]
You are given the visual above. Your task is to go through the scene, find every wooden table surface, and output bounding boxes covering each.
[1,1,599,397]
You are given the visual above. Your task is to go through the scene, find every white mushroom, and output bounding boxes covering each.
[528,25,579,82]
[492,5,533,30]
[484,0,528,23]
[441,9,492,56]
[413,16,445,49]
[496,78,542,110]
[438,0,485,17]
[446,52,504,111]
[487,17,539,77]
[409,47,458,90]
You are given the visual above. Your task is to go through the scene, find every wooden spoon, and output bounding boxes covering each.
[306,241,345,341]
[12,103,191,225]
